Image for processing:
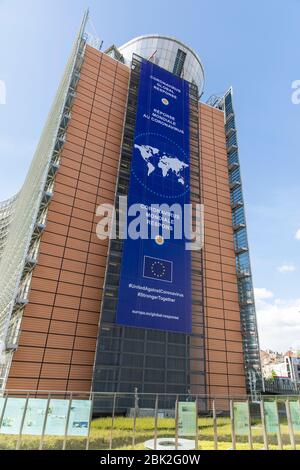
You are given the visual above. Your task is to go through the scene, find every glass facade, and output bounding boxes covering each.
[222,90,263,398]
[0,14,88,390]
[118,35,205,96]
[0,196,17,262]
[173,49,187,77]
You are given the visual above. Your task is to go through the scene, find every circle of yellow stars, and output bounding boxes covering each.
[151,261,166,279]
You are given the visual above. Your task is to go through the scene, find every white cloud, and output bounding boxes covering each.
[295,229,300,240]
[254,287,274,301]
[277,264,296,273]
[255,291,300,352]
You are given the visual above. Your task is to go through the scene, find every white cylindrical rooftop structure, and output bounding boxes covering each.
[118,34,205,96]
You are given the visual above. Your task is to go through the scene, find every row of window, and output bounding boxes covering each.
[224,91,262,392]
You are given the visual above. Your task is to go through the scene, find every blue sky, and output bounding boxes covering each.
[0,0,299,351]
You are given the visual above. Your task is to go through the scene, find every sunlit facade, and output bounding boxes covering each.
[0,14,262,400]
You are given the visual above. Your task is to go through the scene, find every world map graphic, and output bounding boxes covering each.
[134,144,189,186]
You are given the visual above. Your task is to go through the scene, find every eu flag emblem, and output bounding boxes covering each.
[143,256,173,283]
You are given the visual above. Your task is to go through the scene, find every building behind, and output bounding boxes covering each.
[0,14,262,402]
[262,350,300,383]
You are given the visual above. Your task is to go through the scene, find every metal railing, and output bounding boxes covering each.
[264,379,300,395]
[0,390,300,450]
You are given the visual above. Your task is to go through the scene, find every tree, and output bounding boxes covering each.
[271,369,277,380]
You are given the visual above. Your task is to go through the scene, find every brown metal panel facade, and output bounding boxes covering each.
[6,46,246,396]
[6,46,129,392]
[199,103,246,397]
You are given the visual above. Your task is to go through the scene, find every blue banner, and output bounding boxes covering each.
[116,59,191,333]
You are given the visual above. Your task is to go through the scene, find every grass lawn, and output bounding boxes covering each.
[0,416,299,450]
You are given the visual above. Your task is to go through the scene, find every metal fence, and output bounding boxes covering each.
[264,378,300,395]
[0,390,300,450]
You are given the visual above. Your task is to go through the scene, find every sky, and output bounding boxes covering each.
[0,0,299,352]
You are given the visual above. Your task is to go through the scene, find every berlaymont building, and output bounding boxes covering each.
[0,12,262,408]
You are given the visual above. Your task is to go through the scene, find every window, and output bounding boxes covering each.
[173,49,187,77]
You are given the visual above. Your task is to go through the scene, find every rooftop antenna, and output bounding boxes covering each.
[148,50,157,62]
